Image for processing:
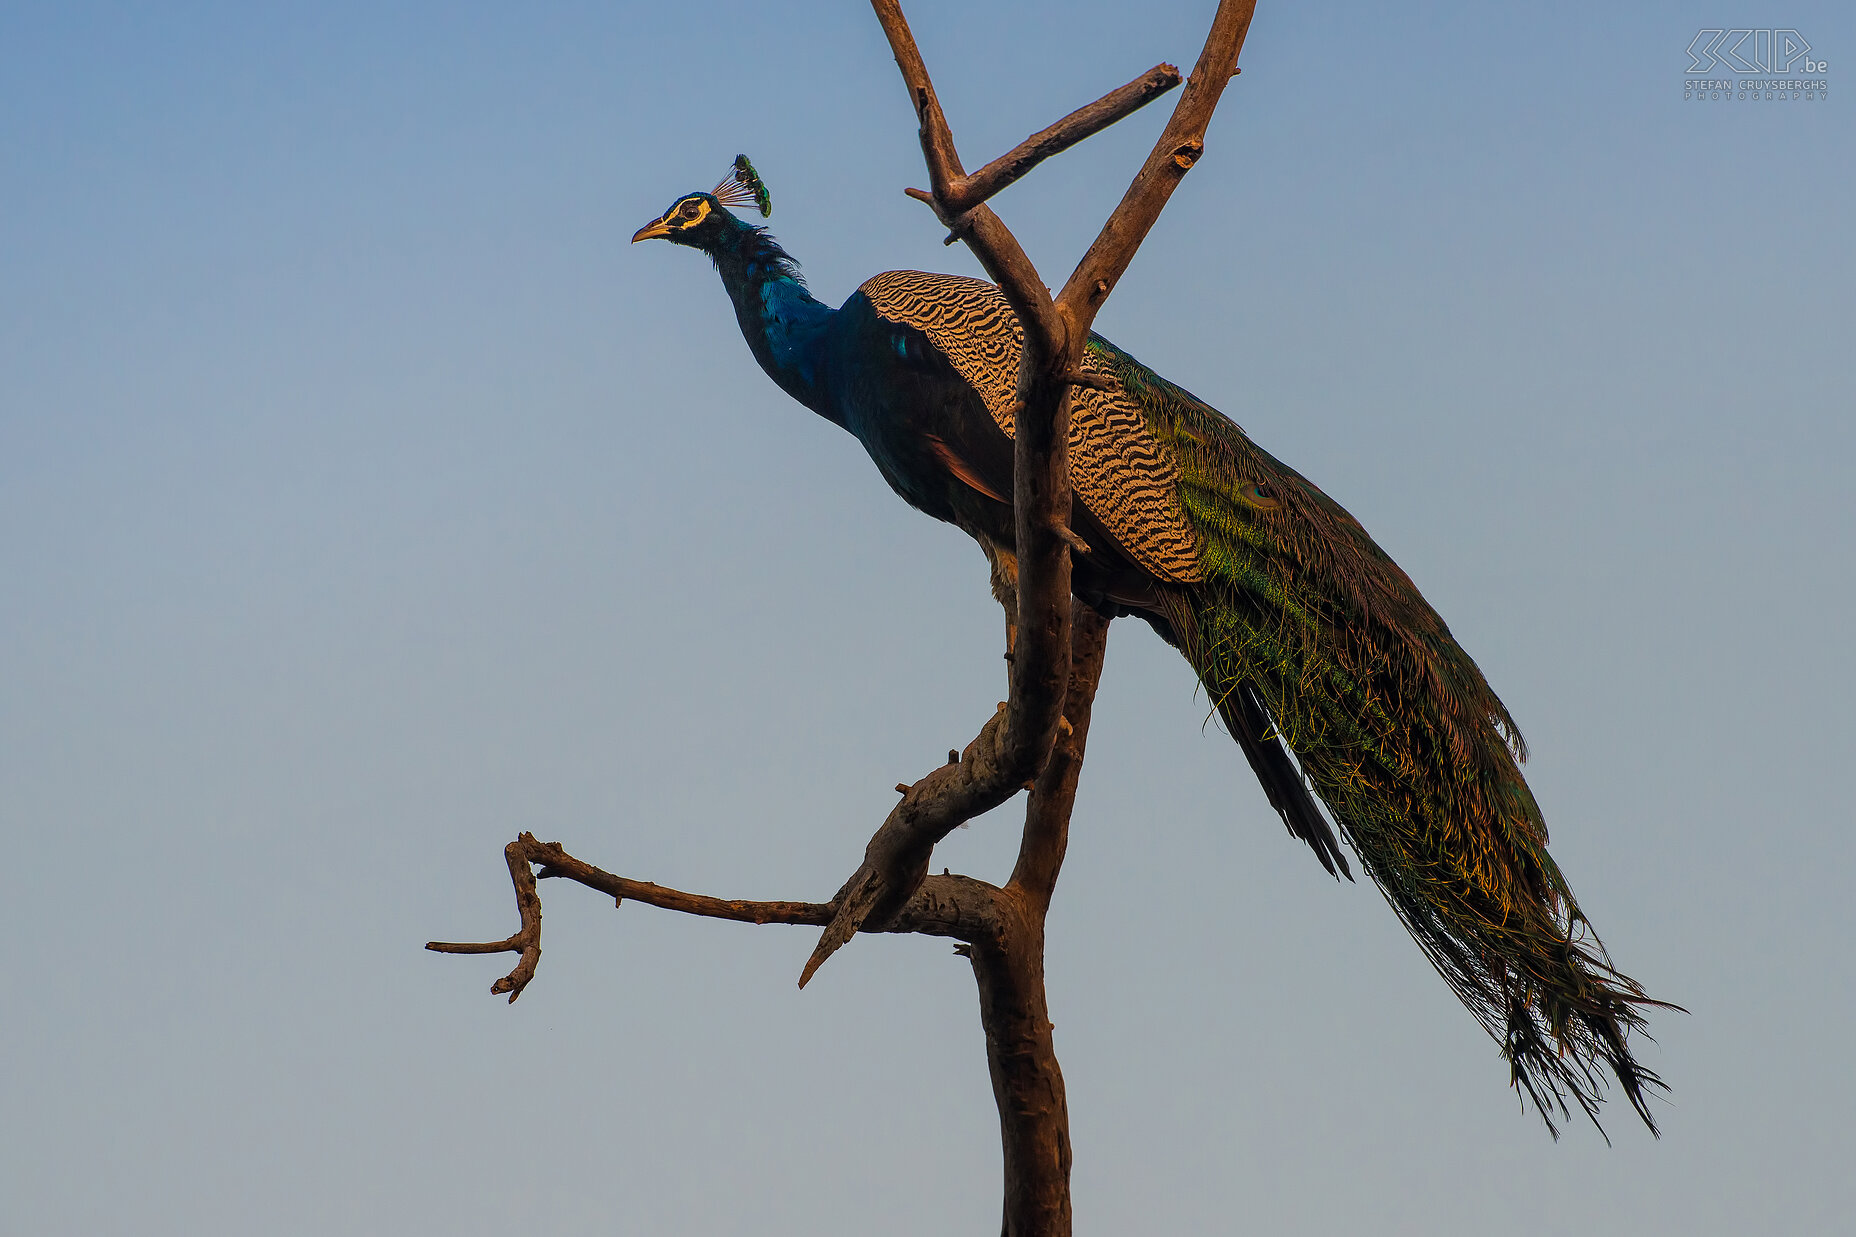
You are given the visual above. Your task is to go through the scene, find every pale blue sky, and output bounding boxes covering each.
[3,2,1852,1233]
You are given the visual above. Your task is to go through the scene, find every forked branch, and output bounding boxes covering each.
[949,64,1183,216]
[436,7,1255,1234]
[430,604,1113,1237]
[428,835,1013,1002]
[800,0,1256,984]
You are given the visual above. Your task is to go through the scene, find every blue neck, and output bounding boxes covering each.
[708,220,838,423]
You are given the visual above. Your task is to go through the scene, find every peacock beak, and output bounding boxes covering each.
[631,216,673,243]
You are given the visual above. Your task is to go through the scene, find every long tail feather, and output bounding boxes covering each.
[1226,676,1351,880]
[1105,343,1674,1136]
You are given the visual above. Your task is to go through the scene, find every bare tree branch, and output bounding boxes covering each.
[944,64,1182,216]
[1010,602,1111,908]
[427,838,546,1001]
[1059,0,1258,332]
[795,687,1061,986]
[429,834,1014,1000]
[970,892,1070,1237]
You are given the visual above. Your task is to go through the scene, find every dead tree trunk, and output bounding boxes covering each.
[430,4,1259,1233]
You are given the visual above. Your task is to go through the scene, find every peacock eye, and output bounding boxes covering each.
[678,200,703,219]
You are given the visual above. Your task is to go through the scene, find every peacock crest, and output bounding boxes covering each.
[713,154,772,217]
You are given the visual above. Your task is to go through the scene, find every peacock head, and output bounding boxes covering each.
[631,154,772,251]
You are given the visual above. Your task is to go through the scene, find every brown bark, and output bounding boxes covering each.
[946,65,1183,217]
[971,903,1068,1237]
[432,5,1257,1233]
[803,0,1255,992]
[427,604,1110,1234]
[1061,2,1258,324]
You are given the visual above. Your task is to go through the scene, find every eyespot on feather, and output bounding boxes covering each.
[1235,480,1281,511]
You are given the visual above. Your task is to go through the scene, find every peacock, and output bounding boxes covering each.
[633,155,1669,1136]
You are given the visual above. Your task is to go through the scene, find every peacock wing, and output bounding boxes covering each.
[857,270,1204,584]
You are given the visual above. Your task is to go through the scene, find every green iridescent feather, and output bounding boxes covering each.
[731,154,772,217]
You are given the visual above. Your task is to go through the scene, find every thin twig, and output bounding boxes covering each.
[1058,0,1257,330]
[426,837,547,1002]
[429,835,1012,999]
[947,64,1182,214]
